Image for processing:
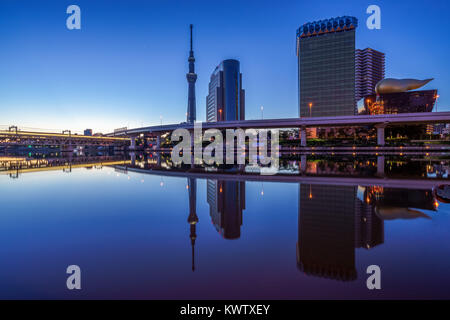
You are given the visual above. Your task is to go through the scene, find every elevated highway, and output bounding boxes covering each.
[106,112,450,147]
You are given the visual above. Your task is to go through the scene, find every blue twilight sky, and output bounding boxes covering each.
[0,0,449,133]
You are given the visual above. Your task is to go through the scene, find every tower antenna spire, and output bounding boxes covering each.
[190,24,193,52]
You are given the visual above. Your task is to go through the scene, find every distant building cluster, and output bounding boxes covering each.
[296,16,437,119]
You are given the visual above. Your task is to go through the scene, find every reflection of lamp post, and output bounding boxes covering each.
[261,105,264,120]
[309,102,313,117]
[435,94,440,112]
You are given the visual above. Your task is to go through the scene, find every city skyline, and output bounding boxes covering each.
[1,0,449,133]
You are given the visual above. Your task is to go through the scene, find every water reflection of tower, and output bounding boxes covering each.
[187,178,198,271]
[207,180,245,239]
[297,184,358,281]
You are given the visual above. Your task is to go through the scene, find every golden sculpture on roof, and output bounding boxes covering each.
[375,78,433,94]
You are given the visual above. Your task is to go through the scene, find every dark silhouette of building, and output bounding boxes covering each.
[207,179,245,239]
[297,184,357,281]
[355,48,385,101]
[297,16,358,117]
[206,59,245,122]
[84,129,93,136]
[186,25,197,123]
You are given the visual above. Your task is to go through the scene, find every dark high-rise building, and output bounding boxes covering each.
[207,180,245,239]
[83,129,93,136]
[206,59,245,122]
[355,48,385,101]
[186,24,197,123]
[297,16,358,117]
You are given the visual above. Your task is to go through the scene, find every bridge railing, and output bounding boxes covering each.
[0,125,86,135]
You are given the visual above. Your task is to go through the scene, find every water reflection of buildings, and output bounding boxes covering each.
[297,184,359,281]
[297,184,437,281]
[207,180,245,239]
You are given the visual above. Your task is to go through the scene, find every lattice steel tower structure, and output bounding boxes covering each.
[186,24,197,123]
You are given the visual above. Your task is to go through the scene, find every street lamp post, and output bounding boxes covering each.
[309,102,313,117]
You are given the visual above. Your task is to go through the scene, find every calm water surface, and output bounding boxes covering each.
[0,154,449,299]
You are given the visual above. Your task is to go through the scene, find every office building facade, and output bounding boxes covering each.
[206,59,245,122]
[297,184,357,281]
[297,16,358,117]
[355,48,385,101]
[207,180,245,239]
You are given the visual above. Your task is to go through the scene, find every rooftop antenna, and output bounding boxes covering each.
[190,24,193,52]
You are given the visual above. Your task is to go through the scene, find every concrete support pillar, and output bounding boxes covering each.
[190,130,195,168]
[130,136,136,150]
[61,143,75,153]
[377,155,385,177]
[300,127,307,147]
[142,137,148,149]
[375,123,387,146]
[130,152,136,166]
[156,153,161,167]
[300,155,307,174]
[156,134,161,150]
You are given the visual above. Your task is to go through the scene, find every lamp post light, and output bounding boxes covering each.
[309,102,313,117]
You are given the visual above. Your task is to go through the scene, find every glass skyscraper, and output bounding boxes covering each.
[206,59,245,122]
[207,180,245,239]
[297,16,358,117]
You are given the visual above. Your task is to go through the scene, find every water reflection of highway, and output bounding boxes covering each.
[0,156,130,178]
